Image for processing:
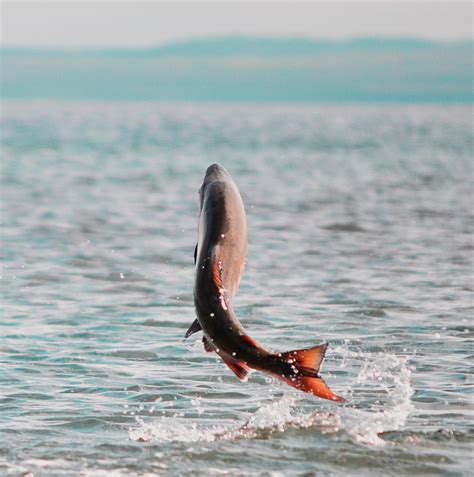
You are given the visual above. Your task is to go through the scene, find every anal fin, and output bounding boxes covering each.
[201,336,250,381]
[184,319,202,339]
[222,356,249,381]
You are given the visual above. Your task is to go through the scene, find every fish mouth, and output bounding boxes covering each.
[203,163,230,185]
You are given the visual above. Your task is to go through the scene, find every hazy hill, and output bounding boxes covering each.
[1,36,472,102]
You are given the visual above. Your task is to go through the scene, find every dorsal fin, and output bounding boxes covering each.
[194,244,198,264]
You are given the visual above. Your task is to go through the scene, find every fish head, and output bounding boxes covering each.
[199,163,231,210]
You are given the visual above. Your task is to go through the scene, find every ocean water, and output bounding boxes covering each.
[1,102,472,476]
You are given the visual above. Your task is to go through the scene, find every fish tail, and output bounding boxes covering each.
[274,343,345,402]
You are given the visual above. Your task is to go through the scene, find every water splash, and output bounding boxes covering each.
[128,416,226,443]
[337,350,414,445]
[129,350,413,446]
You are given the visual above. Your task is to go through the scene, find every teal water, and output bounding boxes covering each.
[1,102,473,476]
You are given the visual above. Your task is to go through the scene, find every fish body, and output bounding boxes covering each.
[188,163,344,402]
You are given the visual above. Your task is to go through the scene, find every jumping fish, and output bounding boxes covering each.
[186,164,344,402]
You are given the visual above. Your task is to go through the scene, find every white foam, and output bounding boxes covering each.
[337,350,414,445]
[128,350,413,446]
[129,416,225,443]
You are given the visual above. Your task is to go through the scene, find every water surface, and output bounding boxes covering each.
[1,102,473,476]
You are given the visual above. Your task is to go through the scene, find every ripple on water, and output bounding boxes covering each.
[1,102,472,476]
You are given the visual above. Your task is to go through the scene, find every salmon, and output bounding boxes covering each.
[186,164,344,402]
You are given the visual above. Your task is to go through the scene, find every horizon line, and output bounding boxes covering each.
[1,34,472,52]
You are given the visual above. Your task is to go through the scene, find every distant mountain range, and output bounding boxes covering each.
[2,36,472,102]
[3,36,471,56]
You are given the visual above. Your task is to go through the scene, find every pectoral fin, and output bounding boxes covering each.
[202,336,214,352]
[184,319,202,339]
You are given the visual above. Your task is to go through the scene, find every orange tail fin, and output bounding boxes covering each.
[278,343,345,402]
[282,374,345,402]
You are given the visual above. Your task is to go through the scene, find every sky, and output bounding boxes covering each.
[1,1,472,48]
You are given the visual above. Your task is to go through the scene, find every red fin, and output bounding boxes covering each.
[277,343,345,402]
[222,356,249,381]
[280,343,327,375]
[202,336,214,352]
[241,334,258,348]
[212,257,229,311]
[212,257,224,289]
[282,375,345,402]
